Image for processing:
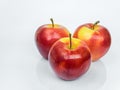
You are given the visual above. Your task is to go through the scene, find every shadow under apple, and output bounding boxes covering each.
[36,59,106,90]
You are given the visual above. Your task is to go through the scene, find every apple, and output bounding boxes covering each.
[73,21,111,62]
[48,34,91,80]
[35,18,69,59]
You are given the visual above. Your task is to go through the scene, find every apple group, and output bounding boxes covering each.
[35,19,111,80]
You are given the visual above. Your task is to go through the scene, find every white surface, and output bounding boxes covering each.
[0,0,119,90]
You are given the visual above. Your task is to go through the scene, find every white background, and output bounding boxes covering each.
[0,0,120,90]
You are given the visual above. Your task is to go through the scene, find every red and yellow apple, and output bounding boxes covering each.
[35,18,69,59]
[48,34,91,80]
[73,21,111,61]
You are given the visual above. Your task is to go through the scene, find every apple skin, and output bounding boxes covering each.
[48,37,91,80]
[73,23,111,61]
[35,24,69,59]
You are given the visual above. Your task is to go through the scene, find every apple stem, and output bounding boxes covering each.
[50,18,54,28]
[92,21,100,30]
[69,33,72,49]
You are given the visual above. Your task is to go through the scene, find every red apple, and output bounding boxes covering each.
[35,18,69,59]
[73,21,111,62]
[48,34,91,80]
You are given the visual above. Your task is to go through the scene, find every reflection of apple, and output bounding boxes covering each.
[35,18,69,59]
[73,21,111,61]
[48,34,91,80]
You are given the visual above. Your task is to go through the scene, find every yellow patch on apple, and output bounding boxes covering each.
[60,38,83,50]
[77,27,95,40]
[47,24,60,28]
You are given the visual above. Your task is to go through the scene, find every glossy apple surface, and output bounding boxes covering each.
[48,37,91,80]
[73,21,111,61]
[35,19,69,59]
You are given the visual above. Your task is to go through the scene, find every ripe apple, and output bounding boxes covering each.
[73,21,111,62]
[35,18,69,59]
[48,34,91,80]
